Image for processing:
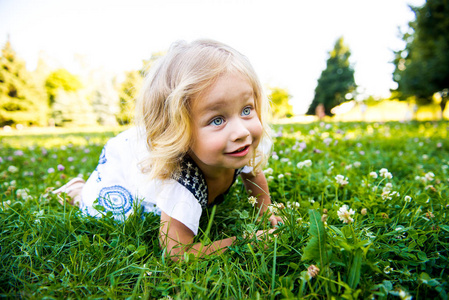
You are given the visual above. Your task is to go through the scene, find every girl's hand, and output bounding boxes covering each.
[254,228,276,241]
[268,213,283,227]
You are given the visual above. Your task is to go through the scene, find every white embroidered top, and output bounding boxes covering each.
[80,127,261,235]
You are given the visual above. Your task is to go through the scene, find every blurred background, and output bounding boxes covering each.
[0,0,447,129]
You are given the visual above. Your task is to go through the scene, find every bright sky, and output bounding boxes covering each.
[0,0,425,114]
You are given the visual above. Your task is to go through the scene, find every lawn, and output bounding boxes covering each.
[1,121,448,299]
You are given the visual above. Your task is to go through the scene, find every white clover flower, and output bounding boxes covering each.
[16,188,32,200]
[335,175,349,186]
[280,158,289,163]
[276,203,285,209]
[369,172,378,179]
[278,174,284,179]
[382,186,390,194]
[425,172,435,182]
[379,168,393,179]
[14,150,24,156]
[268,204,279,214]
[297,159,312,169]
[271,154,279,160]
[378,168,393,178]
[381,191,392,200]
[287,201,300,209]
[345,164,352,170]
[353,161,361,168]
[323,137,332,146]
[404,195,412,202]
[398,289,412,300]
[7,166,18,173]
[308,197,315,204]
[383,265,393,274]
[379,168,389,177]
[337,205,355,223]
[248,196,257,207]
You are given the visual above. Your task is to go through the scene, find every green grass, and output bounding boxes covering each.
[1,121,448,299]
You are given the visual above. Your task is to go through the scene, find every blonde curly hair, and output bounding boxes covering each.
[136,39,271,180]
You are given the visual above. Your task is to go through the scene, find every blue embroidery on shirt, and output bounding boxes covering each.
[98,185,133,214]
[99,147,107,164]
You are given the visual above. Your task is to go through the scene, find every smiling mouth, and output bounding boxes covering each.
[227,145,250,155]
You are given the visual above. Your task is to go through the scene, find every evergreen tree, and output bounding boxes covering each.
[268,87,293,119]
[0,40,48,126]
[306,37,356,117]
[392,0,449,118]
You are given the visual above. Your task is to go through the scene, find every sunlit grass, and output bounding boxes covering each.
[1,121,448,298]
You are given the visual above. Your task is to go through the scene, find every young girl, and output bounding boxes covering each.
[54,39,281,260]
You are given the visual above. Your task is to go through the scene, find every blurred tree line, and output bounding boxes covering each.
[0,39,293,127]
[0,39,156,127]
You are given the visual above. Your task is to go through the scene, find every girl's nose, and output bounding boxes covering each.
[230,119,250,141]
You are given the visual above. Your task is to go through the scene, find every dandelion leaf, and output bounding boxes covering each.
[302,209,328,266]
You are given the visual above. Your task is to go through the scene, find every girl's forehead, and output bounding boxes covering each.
[190,70,252,99]
[190,72,254,115]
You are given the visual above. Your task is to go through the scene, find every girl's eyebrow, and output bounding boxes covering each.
[198,89,254,115]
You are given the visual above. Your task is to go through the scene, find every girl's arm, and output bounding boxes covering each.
[159,171,279,261]
[240,171,282,226]
[159,211,236,261]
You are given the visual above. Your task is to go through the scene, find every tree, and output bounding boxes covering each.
[268,87,293,119]
[0,40,48,126]
[117,70,143,125]
[45,69,95,126]
[45,68,82,104]
[116,52,163,125]
[392,0,449,119]
[306,37,356,117]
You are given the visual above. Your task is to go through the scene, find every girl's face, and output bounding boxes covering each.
[189,71,263,176]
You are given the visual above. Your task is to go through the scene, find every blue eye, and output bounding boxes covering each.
[242,107,252,116]
[211,117,224,126]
